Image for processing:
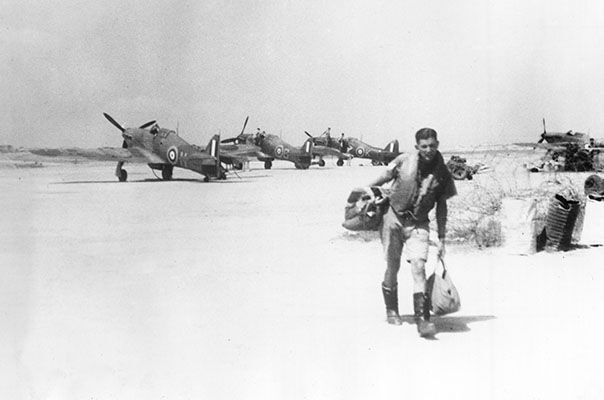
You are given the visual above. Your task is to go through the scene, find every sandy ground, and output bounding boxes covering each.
[2,157,604,400]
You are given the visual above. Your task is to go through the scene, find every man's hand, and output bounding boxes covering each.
[436,239,446,259]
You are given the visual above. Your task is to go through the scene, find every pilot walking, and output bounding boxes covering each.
[367,128,456,337]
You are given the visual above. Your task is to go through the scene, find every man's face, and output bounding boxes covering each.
[415,137,439,162]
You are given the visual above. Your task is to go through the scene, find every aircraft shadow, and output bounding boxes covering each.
[400,314,496,338]
[258,167,335,171]
[53,178,253,185]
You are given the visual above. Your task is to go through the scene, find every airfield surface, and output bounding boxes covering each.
[2,158,604,399]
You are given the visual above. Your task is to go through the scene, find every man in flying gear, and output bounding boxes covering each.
[367,128,456,337]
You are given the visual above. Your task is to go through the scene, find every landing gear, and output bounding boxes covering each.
[118,169,128,182]
[115,161,127,182]
[162,165,173,180]
[233,162,243,170]
[294,163,310,170]
[204,175,210,182]
[264,160,272,169]
[318,159,326,167]
[336,158,344,166]
[371,159,383,166]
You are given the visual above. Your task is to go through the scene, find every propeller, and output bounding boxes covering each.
[103,113,156,149]
[539,118,547,143]
[240,116,249,136]
[139,120,157,129]
[103,113,125,132]
[221,116,250,144]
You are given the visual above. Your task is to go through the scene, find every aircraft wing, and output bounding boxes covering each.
[27,147,164,163]
[312,145,351,159]
[512,142,568,152]
[220,143,267,163]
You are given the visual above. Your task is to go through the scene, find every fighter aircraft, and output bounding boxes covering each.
[103,113,226,181]
[30,113,224,182]
[253,132,314,169]
[218,116,265,170]
[303,128,352,167]
[535,118,591,145]
[514,118,604,172]
[339,135,401,165]
[221,120,317,169]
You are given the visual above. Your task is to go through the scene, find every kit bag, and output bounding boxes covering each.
[342,187,390,231]
[426,257,461,315]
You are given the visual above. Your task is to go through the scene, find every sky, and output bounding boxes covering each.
[3,0,604,150]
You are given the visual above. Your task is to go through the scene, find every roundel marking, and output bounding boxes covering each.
[283,148,290,159]
[275,146,284,157]
[167,146,179,164]
[356,147,364,157]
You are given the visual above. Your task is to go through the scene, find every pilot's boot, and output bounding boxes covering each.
[382,283,403,325]
[413,292,436,337]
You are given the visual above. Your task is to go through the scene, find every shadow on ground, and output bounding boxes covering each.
[400,315,496,335]
[53,178,260,185]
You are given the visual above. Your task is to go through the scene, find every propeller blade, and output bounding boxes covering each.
[240,116,249,136]
[538,137,545,143]
[103,113,125,132]
[122,140,128,149]
[542,118,546,134]
[139,120,156,129]
[221,137,237,144]
[304,131,313,138]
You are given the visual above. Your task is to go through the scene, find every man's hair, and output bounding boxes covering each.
[415,128,438,143]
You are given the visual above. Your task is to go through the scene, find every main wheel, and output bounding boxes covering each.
[162,166,173,180]
[264,160,272,169]
[118,169,128,182]
[318,159,326,167]
[336,158,344,166]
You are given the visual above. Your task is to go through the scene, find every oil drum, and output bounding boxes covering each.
[545,194,580,251]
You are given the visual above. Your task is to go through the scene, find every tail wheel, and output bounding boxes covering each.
[318,159,326,167]
[118,169,128,182]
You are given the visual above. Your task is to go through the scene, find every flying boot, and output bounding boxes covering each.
[413,292,436,337]
[382,283,403,325]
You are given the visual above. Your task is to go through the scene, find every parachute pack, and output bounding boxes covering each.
[342,187,390,231]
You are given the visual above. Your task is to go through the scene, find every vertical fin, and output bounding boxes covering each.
[301,138,313,154]
[384,140,399,153]
[206,134,221,175]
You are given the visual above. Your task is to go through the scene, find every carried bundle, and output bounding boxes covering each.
[584,174,604,201]
[342,186,390,231]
